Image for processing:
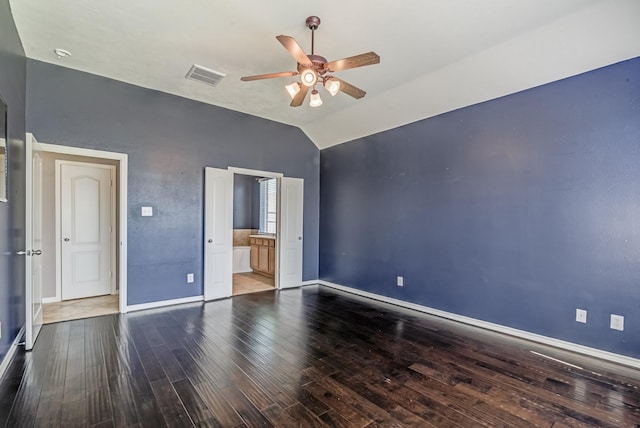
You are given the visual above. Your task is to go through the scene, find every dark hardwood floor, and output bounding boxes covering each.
[1,285,639,427]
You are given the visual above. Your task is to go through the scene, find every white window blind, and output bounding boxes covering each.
[259,178,277,234]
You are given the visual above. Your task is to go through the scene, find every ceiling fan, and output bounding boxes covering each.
[240,16,380,108]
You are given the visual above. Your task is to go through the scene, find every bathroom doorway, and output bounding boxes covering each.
[232,173,277,295]
[203,166,303,301]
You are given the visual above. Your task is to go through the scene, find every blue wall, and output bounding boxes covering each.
[0,0,26,360]
[26,60,320,305]
[233,174,257,229]
[252,179,260,229]
[320,58,640,358]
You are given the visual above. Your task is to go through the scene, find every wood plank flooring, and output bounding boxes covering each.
[1,285,639,427]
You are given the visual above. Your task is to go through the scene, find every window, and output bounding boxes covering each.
[259,178,277,234]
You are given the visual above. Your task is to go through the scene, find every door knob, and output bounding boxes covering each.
[208,239,213,243]
[298,236,302,240]
[17,250,30,256]
[63,238,70,242]
[32,250,42,256]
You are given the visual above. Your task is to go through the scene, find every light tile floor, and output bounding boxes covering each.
[233,272,275,295]
[43,294,119,324]
[43,276,271,323]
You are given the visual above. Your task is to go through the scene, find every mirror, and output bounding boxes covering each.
[0,96,6,202]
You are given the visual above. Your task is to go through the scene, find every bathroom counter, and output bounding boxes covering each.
[249,234,275,240]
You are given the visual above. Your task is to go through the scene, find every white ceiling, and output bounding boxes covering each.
[9,0,640,149]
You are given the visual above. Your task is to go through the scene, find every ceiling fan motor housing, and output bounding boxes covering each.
[298,55,328,74]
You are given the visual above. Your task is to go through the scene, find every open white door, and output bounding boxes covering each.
[279,177,304,289]
[204,167,233,300]
[25,133,43,350]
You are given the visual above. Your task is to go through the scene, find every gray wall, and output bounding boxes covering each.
[26,60,320,305]
[0,0,26,360]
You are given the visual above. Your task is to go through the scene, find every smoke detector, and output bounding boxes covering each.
[53,48,71,58]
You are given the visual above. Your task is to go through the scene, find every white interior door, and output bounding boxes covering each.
[25,134,43,351]
[204,167,233,301]
[60,162,114,300]
[279,177,304,289]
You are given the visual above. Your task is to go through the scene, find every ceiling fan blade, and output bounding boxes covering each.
[290,85,309,107]
[276,35,312,67]
[334,78,366,99]
[240,71,299,82]
[326,52,380,72]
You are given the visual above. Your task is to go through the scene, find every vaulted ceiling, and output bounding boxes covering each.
[10,0,640,149]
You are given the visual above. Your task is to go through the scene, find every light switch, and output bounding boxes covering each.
[610,314,624,331]
[141,206,153,217]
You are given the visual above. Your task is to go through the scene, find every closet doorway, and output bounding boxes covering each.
[32,141,128,325]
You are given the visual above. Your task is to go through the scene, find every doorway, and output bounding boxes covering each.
[39,159,117,323]
[34,141,128,321]
[203,167,303,301]
[232,174,276,296]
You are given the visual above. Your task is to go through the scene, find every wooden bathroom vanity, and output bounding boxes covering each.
[250,235,275,277]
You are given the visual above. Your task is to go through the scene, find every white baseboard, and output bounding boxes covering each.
[126,283,318,312]
[0,326,25,382]
[126,295,204,312]
[318,280,640,370]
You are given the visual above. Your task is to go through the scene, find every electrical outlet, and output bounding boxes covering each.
[610,314,624,331]
[187,273,194,283]
[397,276,404,287]
[141,206,153,217]
[575,309,587,323]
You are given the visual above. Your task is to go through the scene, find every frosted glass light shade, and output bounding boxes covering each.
[285,82,301,99]
[324,78,340,96]
[309,89,322,107]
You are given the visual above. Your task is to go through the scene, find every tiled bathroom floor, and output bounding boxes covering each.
[43,294,119,324]
[233,272,275,295]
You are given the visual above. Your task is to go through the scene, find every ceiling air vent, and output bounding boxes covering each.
[185,64,226,87]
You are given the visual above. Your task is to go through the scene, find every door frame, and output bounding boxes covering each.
[228,167,284,289]
[32,138,128,313]
[56,160,117,300]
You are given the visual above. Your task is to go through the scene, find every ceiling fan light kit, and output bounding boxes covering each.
[241,16,380,108]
